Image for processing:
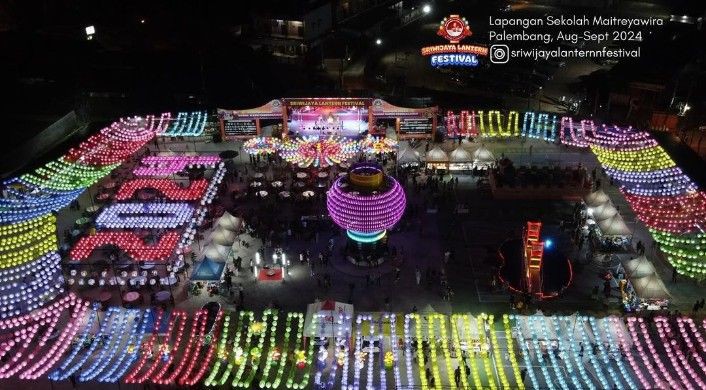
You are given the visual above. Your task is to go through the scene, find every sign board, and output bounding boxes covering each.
[223,119,258,137]
[421,14,488,68]
[284,98,371,108]
[398,118,434,138]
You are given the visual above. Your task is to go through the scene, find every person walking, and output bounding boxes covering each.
[238,284,244,305]
[415,267,422,285]
[454,365,461,387]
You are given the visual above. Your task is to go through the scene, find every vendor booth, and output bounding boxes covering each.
[397,145,422,168]
[449,146,473,171]
[472,145,496,170]
[588,214,632,250]
[622,255,656,279]
[425,146,449,170]
[631,272,670,300]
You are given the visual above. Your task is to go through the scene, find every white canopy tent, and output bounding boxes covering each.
[584,189,610,208]
[472,145,495,169]
[304,300,354,337]
[217,211,243,232]
[202,243,232,262]
[397,146,421,166]
[425,146,449,163]
[210,226,236,246]
[597,214,632,237]
[631,272,670,299]
[589,202,618,221]
[450,147,473,163]
[622,255,657,279]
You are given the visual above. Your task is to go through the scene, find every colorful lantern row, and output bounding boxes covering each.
[243,137,280,155]
[158,111,208,137]
[279,136,359,168]
[522,111,557,141]
[477,110,521,137]
[95,202,195,229]
[624,191,706,234]
[133,155,222,176]
[69,231,181,262]
[360,135,398,154]
[115,178,209,201]
[15,301,706,389]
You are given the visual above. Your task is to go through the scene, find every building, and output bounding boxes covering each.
[248,0,334,61]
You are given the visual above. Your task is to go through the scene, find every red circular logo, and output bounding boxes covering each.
[437,15,471,44]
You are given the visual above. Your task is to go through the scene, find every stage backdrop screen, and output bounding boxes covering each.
[284,98,371,138]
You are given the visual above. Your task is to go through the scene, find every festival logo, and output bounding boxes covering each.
[437,15,472,44]
[422,14,487,68]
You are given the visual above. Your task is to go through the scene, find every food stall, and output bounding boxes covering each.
[424,146,449,170]
[449,146,473,171]
[472,145,496,170]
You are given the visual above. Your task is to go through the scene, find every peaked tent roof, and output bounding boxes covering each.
[598,214,632,236]
[473,145,495,162]
[622,255,656,278]
[450,146,473,163]
[589,202,618,221]
[585,189,611,207]
[217,211,242,232]
[397,147,421,165]
[203,243,231,262]
[631,272,669,299]
[425,146,449,162]
[211,226,236,246]
[191,257,226,281]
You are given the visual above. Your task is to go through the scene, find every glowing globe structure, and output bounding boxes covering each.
[327,163,406,243]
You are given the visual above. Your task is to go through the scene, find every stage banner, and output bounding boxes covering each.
[283,97,372,108]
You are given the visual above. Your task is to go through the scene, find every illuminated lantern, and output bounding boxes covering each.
[384,351,394,369]
[327,163,405,245]
[243,137,280,155]
[279,136,359,168]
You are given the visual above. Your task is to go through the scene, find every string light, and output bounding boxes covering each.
[477,110,520,137]
[133,155,221,176]
[0,214,57,269]
[70,231,181,262]
[95,202,195,229]
[522,112,557,140]
[116,178,208,200]
[158,111,207,137]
